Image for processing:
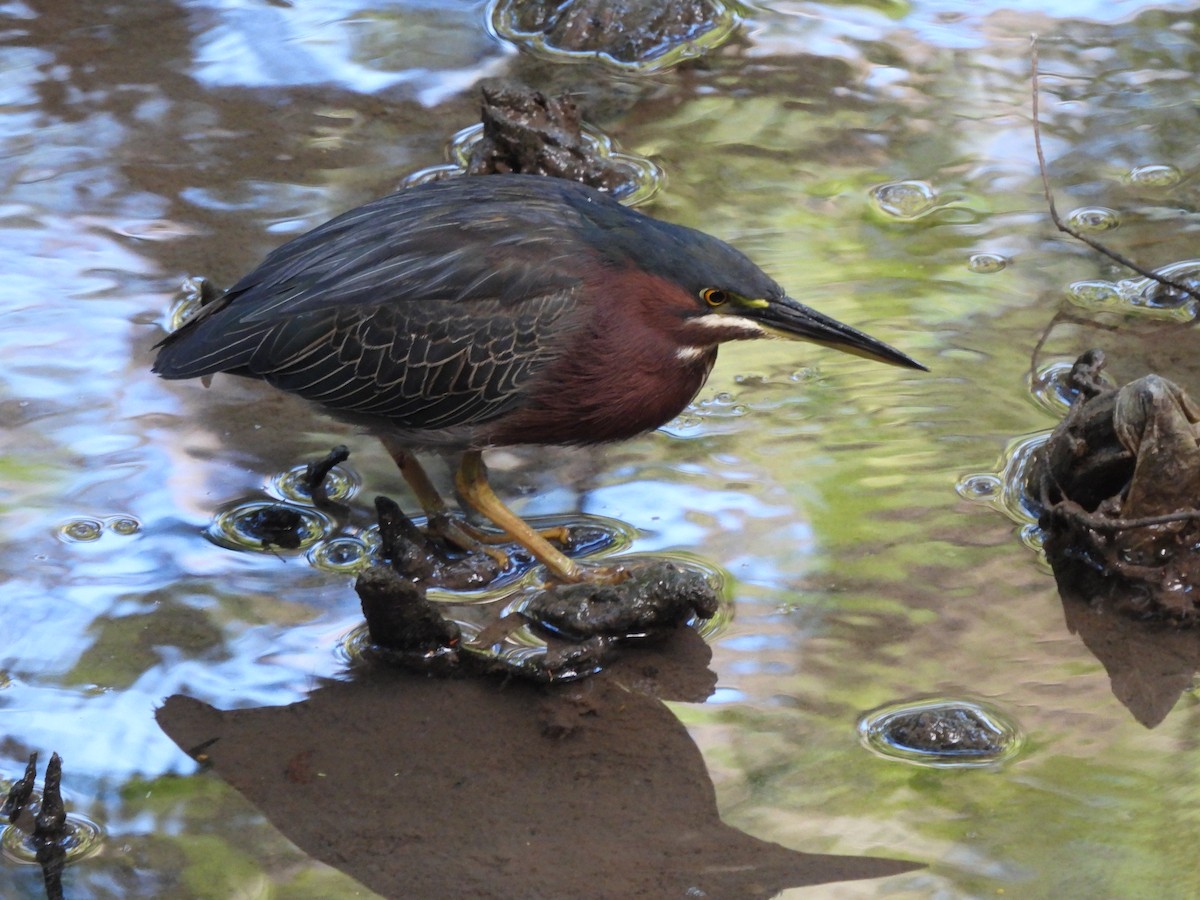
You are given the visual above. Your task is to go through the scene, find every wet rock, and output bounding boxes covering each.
[883,707,1005,757]
[1032,349,1200,620]
[494,0,735,67]
[357,512,720,681]
[1033,349,1131,511]
[359,497,720,682]
[859,700,1020,767]
[464,84,630,194]
[525,560,720,639]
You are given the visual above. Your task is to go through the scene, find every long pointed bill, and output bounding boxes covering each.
[753,296,927,371]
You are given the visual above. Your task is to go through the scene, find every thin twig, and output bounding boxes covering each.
[1030,34,1200,303]
[1046,496,1200,533]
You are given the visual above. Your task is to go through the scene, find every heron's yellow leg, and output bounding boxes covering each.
[379,436,509,567]
[455,450,584,584]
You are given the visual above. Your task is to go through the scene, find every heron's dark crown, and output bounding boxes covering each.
[547,178,786,302]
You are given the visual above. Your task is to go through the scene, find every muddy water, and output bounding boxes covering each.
[4,1,1200,897]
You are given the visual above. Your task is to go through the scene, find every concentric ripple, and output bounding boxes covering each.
[165,276,216,332]
[311,513,637,597]
[208,500,335,553]
[1066,206,1120,232]
[1,812,104,865]
[1066,259,1200,321]
[56,517,104,543]
[1126,163,1182,188]
[1027,359,1112,417]
[967,252,1009,274]
[871,180,938,219]
[272,463,359,503]
[308,535,374,575]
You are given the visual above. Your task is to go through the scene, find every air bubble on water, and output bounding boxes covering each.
[1126,163,1182,188]
[967,252,1008,274]
[1066,206,1119,232]
[871,180,938,219]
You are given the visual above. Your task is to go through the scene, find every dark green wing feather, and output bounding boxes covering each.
[153,177,599,430]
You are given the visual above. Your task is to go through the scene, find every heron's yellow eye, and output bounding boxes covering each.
[701,288,728,307]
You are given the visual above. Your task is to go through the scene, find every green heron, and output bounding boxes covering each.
[154,174,924,582]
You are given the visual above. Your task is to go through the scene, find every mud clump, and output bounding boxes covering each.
[1031,349,1200,621]
[526,561,720,639]
[356,535,720,681]
[465,84,629,194]
[373,495,503,591]
[357,565,462,657]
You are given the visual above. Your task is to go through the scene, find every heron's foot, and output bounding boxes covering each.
[427,514,619,584]
[425,513,513,570]
[455,519,573,548]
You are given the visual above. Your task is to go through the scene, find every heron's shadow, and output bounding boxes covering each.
[157,629,918,897]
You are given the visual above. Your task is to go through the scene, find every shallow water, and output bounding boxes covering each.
[4,0,1200,896]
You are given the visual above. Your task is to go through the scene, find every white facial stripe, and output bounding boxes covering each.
[687,314,769,338]
[675,345,710,362]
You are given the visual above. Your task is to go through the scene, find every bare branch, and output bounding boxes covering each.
[1030,35,1200,303]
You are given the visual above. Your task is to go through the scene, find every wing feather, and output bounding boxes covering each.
[153,177,601,431]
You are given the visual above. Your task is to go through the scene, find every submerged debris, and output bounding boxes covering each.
[1031,349,1200,620]
[236,504,310,551]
